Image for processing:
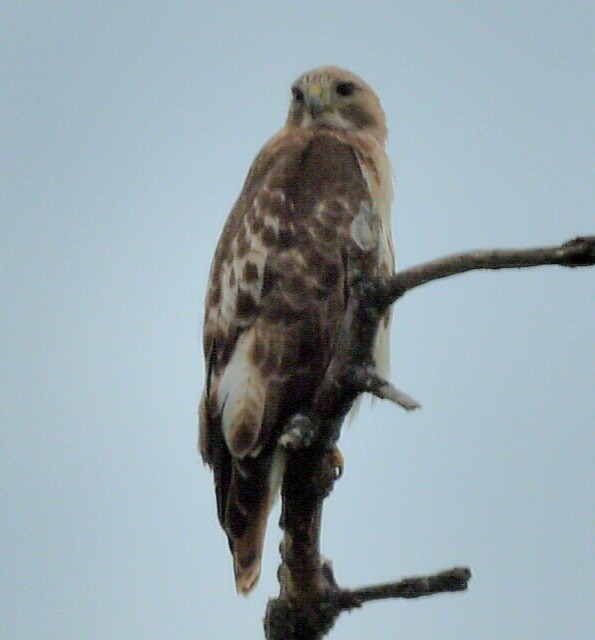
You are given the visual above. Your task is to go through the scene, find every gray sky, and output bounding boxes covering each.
[1,2,593,639]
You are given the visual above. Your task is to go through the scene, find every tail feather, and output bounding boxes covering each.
[226,448,286,594]
[232,501,269,594]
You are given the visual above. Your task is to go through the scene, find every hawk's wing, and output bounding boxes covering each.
[199,127,390,593]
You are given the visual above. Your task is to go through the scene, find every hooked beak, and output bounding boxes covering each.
[305,83,329,117]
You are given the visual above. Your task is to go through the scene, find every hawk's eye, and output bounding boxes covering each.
[336,82,356,97]
[292,86,304,102]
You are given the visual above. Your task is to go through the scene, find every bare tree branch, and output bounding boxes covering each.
[384,236,595,303]
[345,567,473,605]
[264,236,594,639]
[265,566,472,640]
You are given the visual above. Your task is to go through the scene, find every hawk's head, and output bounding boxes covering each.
[286,66,387,143]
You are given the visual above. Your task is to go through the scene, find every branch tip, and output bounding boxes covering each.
[350,366,421,411]
[559,235,595,266]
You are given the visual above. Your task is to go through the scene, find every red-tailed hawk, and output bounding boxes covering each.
[199,66,394,594]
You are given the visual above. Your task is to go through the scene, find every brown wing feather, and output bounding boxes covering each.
[199,128,382,593]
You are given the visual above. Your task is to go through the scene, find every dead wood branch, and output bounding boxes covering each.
[384,235,595,303]
[264,236,594,639]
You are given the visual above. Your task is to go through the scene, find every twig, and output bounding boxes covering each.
[348,366,421,410]
[344,567,473,606]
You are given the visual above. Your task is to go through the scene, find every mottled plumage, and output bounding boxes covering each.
[199,67,394,594]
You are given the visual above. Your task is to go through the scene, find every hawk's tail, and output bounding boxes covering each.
[231,499,269,594]
[225,448,286,595]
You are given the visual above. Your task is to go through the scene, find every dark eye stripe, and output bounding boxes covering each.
[336,81,356,97]
[292,86,304,102]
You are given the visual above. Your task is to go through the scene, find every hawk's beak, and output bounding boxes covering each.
[306,83,330,117]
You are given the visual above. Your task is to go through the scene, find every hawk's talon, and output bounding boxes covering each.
[329,445,344,480]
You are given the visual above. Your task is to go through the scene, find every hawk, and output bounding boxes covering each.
[199,66,394,594]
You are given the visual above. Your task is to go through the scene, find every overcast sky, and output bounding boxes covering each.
[1,2,593,639]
